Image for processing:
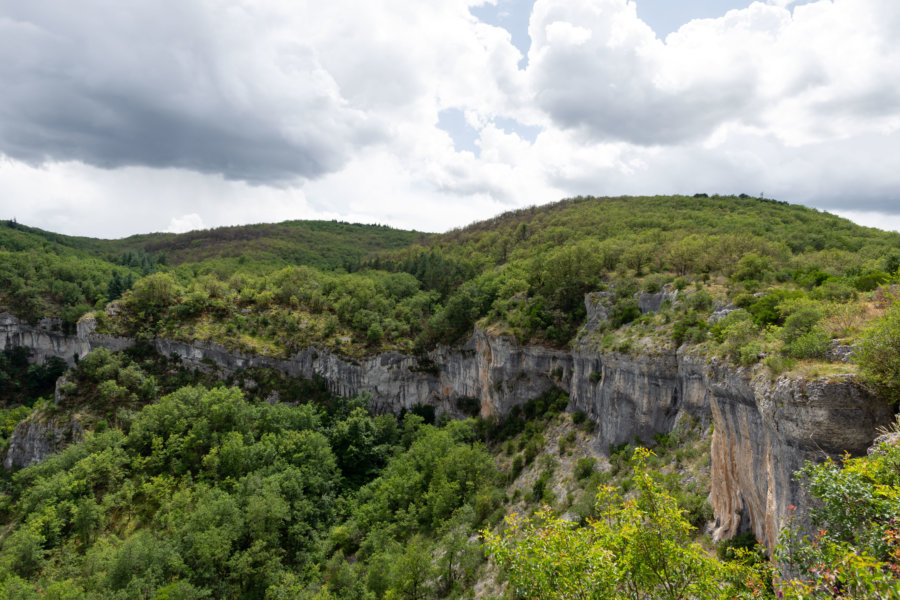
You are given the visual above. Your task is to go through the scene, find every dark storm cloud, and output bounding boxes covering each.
[0,1,378,183]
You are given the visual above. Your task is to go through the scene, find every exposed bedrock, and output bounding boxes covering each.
[1,310,894,549]
[0,313,90,365]
[3,411,84,469]
[707,364,892,548]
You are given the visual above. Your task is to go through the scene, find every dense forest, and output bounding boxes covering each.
[2,195,900,598]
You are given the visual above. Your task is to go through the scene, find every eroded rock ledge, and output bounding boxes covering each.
[1,309,893,548]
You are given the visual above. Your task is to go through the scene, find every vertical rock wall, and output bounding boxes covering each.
[1,310,894,549]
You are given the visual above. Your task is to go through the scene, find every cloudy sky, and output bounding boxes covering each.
[1,0,899,238]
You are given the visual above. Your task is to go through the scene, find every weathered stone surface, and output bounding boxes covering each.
[868,431,900,455]
[636,290,678,314]
[569,346,709,449]
[3,412,84,469]
[708,305,739,323]
[708,367,892,548]
[826,340,855,363]
[1,312,90,365]
[569,341,892,549]
[584,292,614,328]
[150,327,571,419]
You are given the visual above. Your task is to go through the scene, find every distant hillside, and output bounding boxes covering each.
[0,218,426,327]
[408,195,898,266]
[1,219,428,270]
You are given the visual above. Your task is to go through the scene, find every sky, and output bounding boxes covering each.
[1,0,899,238]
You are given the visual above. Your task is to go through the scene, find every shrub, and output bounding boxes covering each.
[856,302,900,401]
[673,311,708,346]
[812,280,857,303]
[854,270,890,292]
[685,289,714,312]
[574,458,596,480]
[738,341,763,366]
[783,328,830,360]
[609,299,641,328]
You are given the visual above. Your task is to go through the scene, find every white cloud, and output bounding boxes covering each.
[525,0,900,147]
[1,0,900,237]
[167,213,205,234]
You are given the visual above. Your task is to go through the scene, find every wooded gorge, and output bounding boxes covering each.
[1,195,900,598]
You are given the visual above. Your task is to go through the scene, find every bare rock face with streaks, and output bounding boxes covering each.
[4,411,84,469]
[1,312,90,365]
[707,367,892,547]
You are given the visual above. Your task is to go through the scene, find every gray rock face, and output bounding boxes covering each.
[151,327,571,418]
[0,307,893,551]
[708,305,739,323]
[569,346,709,448]
[636,290,678,314]
[568,343,892,549]
[1,312,90,365]
[3,412,84,469]
[826,340,856,363]
[584,292,614,328]
[707,362,892,548]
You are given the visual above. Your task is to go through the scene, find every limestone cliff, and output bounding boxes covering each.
[0,309,894,550]
[3,411,84,469]
[1,312,90,365]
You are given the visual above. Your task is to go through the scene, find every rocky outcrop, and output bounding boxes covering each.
[1,313,91,365]
[0,308,894,551]
[569,347,710,448]
[569,338,892,548]
[637,289,678,314]
[706,362,892,548]
[3,412,84,469]
[3,312,571,420]
[150,327,571,418]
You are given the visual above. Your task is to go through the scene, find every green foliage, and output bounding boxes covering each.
[856,302,900,402]
[777,440,900,598]
[712,310,758,361]
[673,311,709,346]
[609,298,641,328]
[0,348,67,408]
[8,197,900,354]
[747,289,803,328]
[779,306,830,360]
[574,457,596,480]
[484,448,763,600]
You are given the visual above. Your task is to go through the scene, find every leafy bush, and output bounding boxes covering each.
[609,298,641,328]
[673,311,709,346]
[685,289,714,312]
[485,449,765,600]
[574,457,597,480]
[777,441,900,598]
[738,341,763,366]
[856,302,900,402]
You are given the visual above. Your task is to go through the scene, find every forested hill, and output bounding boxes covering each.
[1,219,428,270]
[0,218,426,331]
[399,195,897,267]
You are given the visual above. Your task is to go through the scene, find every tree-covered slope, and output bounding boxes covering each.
[0,218,426,330]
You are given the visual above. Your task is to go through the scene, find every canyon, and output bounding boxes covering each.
[1,295,893,549]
